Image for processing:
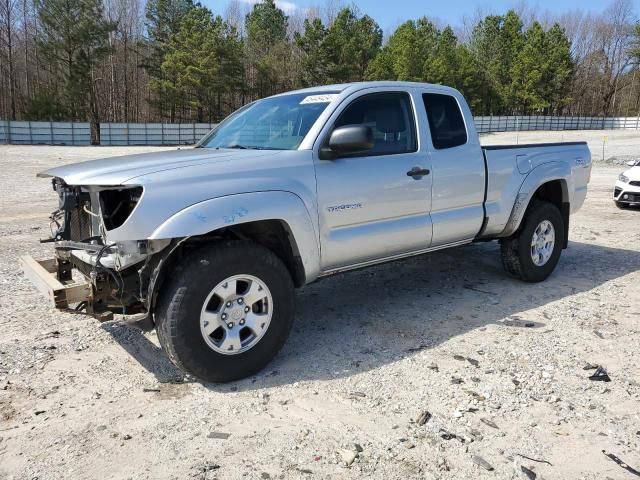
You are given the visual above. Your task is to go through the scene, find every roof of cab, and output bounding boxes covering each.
[272,81,460,97]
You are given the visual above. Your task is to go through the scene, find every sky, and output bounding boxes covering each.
[204,0,640,34]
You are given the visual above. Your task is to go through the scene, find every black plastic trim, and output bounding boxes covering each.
[561,202,570,249]
[474,149,490,239]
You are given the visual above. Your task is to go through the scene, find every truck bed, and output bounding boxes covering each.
[480,141,591,238]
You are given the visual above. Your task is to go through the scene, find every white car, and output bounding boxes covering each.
[614,160,640,208]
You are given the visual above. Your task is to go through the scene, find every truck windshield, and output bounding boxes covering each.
[199,92,339,150]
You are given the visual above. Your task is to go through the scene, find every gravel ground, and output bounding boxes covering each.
[1,130,639,480]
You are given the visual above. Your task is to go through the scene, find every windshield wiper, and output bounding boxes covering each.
[218,144,248,149]
[214,144,283,150]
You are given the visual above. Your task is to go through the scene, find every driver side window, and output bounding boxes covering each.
[333,92,417,157]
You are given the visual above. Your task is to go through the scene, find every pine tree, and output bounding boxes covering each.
[365,20,416,81]
[245,0,287,48]
[294,18,329,87]
[511,22,547,113]
[145,0,195,121]
[159,6,243,123]
[295,8,382,86]
[35,0,115,142]
[427,26,458,86]
[324,8,382,83]
[146,0,195,48]
[453,44,489,113]
[543,24,574,113]
[470,10,525,114]
[469,15,503,113]
[500,10,525,107]
[510,21,573,114]
[245,0,289,98]
[366,18,439,82]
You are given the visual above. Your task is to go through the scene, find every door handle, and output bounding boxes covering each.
[407,167,430,178]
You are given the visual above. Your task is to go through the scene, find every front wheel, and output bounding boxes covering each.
[155,241,295,383]
[500,201,565,283]
[615,201,629,209]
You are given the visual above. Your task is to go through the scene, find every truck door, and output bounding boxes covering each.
[420,92,485,245]
[313,90,433,272]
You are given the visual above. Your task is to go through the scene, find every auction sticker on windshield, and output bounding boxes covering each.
[300,94,339,104]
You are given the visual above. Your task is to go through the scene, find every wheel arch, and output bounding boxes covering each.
[150,191,320,281]
[144,217,308,320]
[502,163,572,247]
[143,192,320,317]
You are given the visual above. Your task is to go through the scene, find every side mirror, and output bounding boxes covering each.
[320,125,374,159]
[627,160,638,167]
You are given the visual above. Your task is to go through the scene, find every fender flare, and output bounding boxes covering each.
[502,162,572,238]
[150,191,321,283]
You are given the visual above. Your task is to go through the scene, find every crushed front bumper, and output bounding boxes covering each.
[20,255,93,310]
[20,253,125,321]
[21,241,172,321]
[22,179,166,320]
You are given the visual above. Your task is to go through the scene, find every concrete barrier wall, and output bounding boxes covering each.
[2,117,640,145]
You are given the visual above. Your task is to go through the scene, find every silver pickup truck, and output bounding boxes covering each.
[21,82,591,382]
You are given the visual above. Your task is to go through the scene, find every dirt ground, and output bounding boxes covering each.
[1,130,639,480]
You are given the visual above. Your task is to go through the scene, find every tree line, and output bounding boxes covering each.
[1,0,640,142]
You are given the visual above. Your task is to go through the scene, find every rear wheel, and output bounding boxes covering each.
[500,201,565,283]
[155,241,295,382]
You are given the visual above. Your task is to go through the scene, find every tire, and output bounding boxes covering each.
[615,201,629,209]
[155,241,295,383]
[500,201,565,283]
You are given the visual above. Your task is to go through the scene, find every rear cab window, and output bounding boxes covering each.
[422,93,467,150]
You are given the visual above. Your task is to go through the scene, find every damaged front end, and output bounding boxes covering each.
[21,178,170,321]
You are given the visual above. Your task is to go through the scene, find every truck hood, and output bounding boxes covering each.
[37,147,280,185]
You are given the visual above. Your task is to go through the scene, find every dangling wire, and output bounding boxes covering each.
[83,204,101,218]
[49,209,64,238]
[91,243,127,315]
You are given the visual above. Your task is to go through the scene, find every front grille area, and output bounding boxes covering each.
[53,181,94,242]
[68,206,93,241]
[630,181,640,187]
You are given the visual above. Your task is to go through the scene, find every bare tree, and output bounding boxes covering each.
[322,0,343,27]
[224,0,247,36]
[0,0,18,119]
[595,0,635,115]
[459,5,492,44]
[21,0,31,96]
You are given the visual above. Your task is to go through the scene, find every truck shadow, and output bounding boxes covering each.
[103,240,640,388]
